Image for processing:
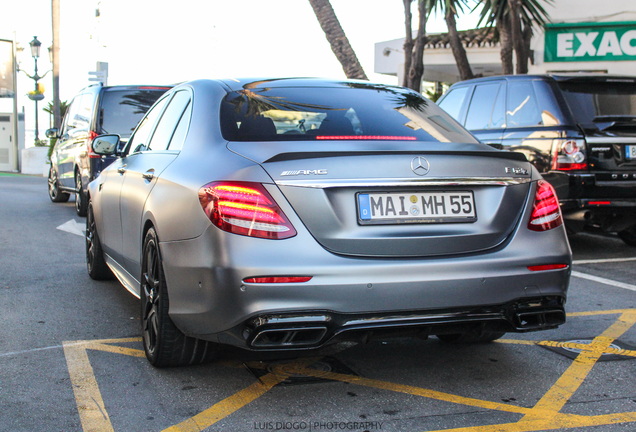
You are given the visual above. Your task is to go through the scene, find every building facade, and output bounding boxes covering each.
[375,0,636,84]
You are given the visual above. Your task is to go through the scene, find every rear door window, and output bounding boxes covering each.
[506,81,542,127]
[147,91,192,151]
[465,83,503,130]
[437,87,470,121]
[125,96,170,154]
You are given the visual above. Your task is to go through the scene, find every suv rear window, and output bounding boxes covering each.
[220,85,477,143]
[558,80,636,124]
[99,88,169,137]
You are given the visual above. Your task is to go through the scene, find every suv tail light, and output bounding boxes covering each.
[198,181,297,239]
[528,180,563,232]
[551,139,587,171]
[87,131,100,159]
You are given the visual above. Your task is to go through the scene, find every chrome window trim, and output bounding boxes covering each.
[275,177,532,188]
[586,137,636,144]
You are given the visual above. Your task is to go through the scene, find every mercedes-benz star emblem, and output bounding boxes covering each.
[411,156,430,176]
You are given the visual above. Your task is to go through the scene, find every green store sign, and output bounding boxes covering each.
[545,21,636,62]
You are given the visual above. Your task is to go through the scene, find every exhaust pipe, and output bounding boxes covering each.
[251,327,328,348]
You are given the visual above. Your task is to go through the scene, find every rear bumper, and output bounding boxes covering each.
[159,214,572,349]
[226,296,566,350]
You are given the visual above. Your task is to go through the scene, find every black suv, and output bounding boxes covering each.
[438,74,636,246]
[46,84,171,216]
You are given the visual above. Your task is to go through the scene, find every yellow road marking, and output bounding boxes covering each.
[85,342,145,358]
[522,310,636,423]
[63,341,114,432]
[64,309,636,432]
[162,372,288,432]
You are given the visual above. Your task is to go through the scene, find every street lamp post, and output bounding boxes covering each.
[20,36,50,143]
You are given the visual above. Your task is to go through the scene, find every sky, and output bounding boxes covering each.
[1,0,482,144]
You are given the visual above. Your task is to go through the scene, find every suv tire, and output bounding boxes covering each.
[75,171,88,217]
[48,167,70,203]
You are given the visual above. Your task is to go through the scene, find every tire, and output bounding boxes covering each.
[618,225,636,247]
[436,329,506,344]
[48,167,70,203]
[141,228,218,367]
[75,170,88,217]
[86,202,112,280]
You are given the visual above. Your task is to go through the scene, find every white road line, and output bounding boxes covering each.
[573,257,636,265]
[0,341,88,358]
[571,271,636,292]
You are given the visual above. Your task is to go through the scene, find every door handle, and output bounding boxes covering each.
[142,169,156,181]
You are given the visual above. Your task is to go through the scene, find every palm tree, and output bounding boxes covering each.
[426,0,475,81]
[308,0,368,80]
[402,0,427,92]
[478,0,552,74]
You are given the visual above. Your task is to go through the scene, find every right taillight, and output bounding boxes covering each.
[198,181,297,240]
[551,139,587,171]
[528,180,563,232]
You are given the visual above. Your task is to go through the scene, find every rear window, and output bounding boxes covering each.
[558,80,636,124]
[220,84,477,143]
[99,88,169,137]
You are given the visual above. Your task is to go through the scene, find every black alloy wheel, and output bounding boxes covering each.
[86,202,111,280]
[618,225,636,247]
[141,228,217,367]
[75,171,88,216]
[48,167,70,203]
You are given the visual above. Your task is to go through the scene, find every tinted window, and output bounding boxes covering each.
[438,87,469,121]
[220,85,476,143]
[75,93,95,129]
[126,96,170,154]
[147,91,191,151]
[99,88,169,137]
[506,81,542,127]
[465,83,502,130]
[491,84,506,128]
[168,101,191,151]
[558,80,636,124]
[62,95,81,134]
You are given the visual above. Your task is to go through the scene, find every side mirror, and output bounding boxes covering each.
[91,134,121,156]
[45,128,59,139]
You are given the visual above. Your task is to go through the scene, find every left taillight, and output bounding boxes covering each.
[528,180,563,232]
[198,181,297,239]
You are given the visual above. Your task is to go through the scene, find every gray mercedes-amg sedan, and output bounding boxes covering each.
[86,78,571,367]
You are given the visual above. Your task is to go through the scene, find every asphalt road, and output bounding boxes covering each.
[1,173,635,432]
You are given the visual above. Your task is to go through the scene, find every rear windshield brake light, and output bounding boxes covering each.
[316,135,416,141]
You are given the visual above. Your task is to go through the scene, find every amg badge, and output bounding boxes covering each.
[281,169,328,176]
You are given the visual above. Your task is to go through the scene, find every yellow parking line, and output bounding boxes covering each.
[162,372,288,432]
[85,342,146,358]
[522,310,636,421]
[63,341,114,432]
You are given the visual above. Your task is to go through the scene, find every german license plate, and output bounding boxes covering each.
[357,191,476,225]
[626,145,636,160]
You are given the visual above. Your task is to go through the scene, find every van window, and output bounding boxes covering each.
[99,88,170,137]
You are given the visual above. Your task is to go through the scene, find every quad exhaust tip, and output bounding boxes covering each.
[251,327,328,348]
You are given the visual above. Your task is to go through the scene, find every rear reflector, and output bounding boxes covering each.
[243,276,313,284]
[528,264,569,272]
[316,135,416,140]
[87,131,100,159]
[198,181,296,239]
[588,201,611,206]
